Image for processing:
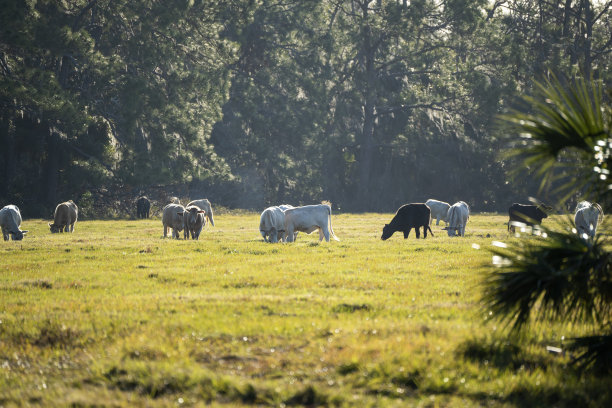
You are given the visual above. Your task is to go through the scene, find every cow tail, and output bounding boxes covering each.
[427,225,434,237]
[208,206,215,227]
[328,205,340,241]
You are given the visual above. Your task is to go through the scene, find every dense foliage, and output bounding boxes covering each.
[483,76,612,373]
[1,1,611,214]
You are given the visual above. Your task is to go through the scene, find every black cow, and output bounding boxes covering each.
[508,203,548,233]
[381,203,434,240]
[136,196,151,219]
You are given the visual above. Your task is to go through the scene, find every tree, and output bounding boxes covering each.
[483,75,612,373]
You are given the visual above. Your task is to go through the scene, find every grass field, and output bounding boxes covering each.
[1,213,610,407]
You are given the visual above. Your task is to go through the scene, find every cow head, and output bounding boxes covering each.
[442,227,458,237]
[49,223,62,233]
[381,224,393,240]
[11,229,27,240]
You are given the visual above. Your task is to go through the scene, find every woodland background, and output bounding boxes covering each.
[1,0,610,216]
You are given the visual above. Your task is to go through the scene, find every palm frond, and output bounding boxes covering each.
[482,222,611,332]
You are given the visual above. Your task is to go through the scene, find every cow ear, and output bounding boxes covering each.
[48,223,52,227]
[22,230,28,234]
[198,210,205,213]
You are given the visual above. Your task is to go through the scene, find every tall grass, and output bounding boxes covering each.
[0,213,609,406]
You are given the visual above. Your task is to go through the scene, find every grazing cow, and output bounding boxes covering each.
[162,203,186,239]
[49,200,78,233]
[425,199,451,226]
[508,203,548,233]
[186,199,215,227]
[283,204,339,242]
[0,205,27,241]
[259,205,297,243]
[180,205,206,240]
[136,196,150,219]
[381,203,433,240]
[574,201,604,238]
[260,206,287,243]
[444,201,469,237]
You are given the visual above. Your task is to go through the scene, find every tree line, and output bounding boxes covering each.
[1,0,610,216]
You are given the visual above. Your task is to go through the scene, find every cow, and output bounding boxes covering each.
[136,196,150,219]
[259,205,297,243]
[508,203,548,233]
[425,199,451,226]
[381,203,433,240]
[180,205,206,240]
[186,199,215,227]
[162,203,186,239]
[443,201,469,237]
[283,204,339,242]
[49,200,78,233]
[0,205,27,241]
[574,201,604,238]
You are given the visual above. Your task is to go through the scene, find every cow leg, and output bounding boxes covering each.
[323,228,330,242]
[416,227,421,239]
[2,228,8,241]
[270,228,278,243]
[436,217,440,225]
[422,225,427,238]
[164,225,168,238]
[403,229,410,239]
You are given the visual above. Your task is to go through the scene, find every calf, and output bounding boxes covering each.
[260,206,287,243]
[425,199,451,226]
[444,201,469,237]
[381,203,433,240]
[162,203,185,239]
[0,205,27,241]
[136,196,150,219]
[49,200,78,233]
[508,203,548,233]
[180,205,206,240]
[186,199,215,227]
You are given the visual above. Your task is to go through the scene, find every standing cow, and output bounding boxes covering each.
[381,203,433,240]
[443,201,469,237]
[162,203,186,239]
[574,201,604,238]
[49,200,78,233]
[0,205,27,241]
[136,196,150,219]
[508,203,548,233]
[180,205,206,240]
[283,204,339,242]
[186,199,215,227]
[425,199,451,226]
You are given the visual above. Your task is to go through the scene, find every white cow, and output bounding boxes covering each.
[186,199,215,227]
[283,204,339,242]
[0,205,27,241]
[259,205,297,243]
[574,201,604,238]
[260,206,286,243]
[425,199,451,226]
[444,201,470,237]
[162,203,186,239]
[49,200,78,233]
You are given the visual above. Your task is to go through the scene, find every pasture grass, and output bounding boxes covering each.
[0,213,610,407]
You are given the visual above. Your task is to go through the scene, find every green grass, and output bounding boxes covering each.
[0,213,609,407]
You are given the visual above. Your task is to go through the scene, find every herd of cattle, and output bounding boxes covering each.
[0,196,605,242]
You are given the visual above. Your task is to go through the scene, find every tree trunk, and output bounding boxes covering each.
[44,129,59,207]
[583,0,593,78]
[357,5,377,209]
[1,116,16,198]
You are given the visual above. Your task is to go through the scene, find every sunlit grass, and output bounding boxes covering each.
[0,213,609,406]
